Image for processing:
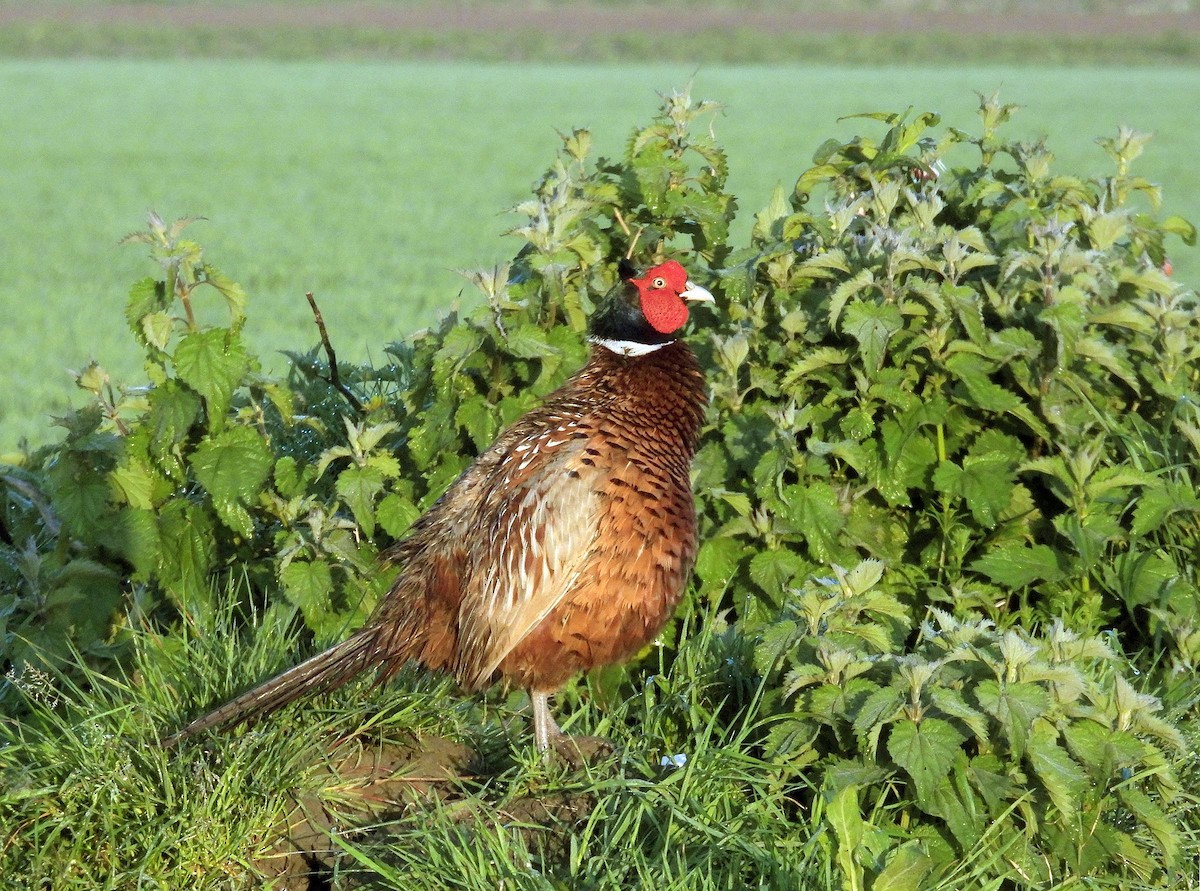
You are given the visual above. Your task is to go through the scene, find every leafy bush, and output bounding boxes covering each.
[1,89,1196,887]
[757,560,1184,886]
[694,96,1199,671]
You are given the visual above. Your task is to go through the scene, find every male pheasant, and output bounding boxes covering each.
[165,259,714,752]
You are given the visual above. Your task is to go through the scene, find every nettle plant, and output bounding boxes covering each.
[694,96,1199,671]
[757,561,1184,886]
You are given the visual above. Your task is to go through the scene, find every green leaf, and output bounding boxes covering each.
[503,324,560,359]
[157,500,216,616]
[456,395,499,452]
[774,483,847,564]
[108,456,158,510]
[931,432,1022,528]
[126,276,165,331]
[103,507,161,580]
[780,347,849,393]
[141,311,174,352]
[281,559,334,621]
[1161,214,1197,246]
[189,426,274,538]
[1131,482,1200,537]
[1026,721,1086,821]
[274,456,308,499]
[377,492,421,538]
[200,264,247,329]
[873,841,934,891]
[887,718,967,805]
[336,464,387,538]
[874,419,937,507]
[975,680,1049,758]
[824,783,865,891]
[436,324,484,366]
[1117,786,1179,865]
[694,537,743,597]
[173,328,250,427]
[146,380,201,462]
[841,300,903,374]
[46,450,114,540]
[970,543,1064,587]
[749,548,807,597]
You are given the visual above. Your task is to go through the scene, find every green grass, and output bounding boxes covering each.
[7,583,1194,889]
[0,591,823,890]
[2,60,1197,451]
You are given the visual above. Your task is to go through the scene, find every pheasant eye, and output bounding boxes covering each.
[652,277,666,288]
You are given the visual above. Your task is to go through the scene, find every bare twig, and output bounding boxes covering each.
[613,207,631,237]
[305,291,363,413]
[612,208,645,260]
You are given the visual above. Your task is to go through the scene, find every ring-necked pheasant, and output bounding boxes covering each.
[164,259,714,752]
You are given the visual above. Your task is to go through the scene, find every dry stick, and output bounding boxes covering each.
[305,291,364,413]
[612,208,645,260]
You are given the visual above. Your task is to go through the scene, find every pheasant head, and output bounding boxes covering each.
[589,260,714,356]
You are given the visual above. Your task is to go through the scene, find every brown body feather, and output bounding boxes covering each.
[164,337,706,747]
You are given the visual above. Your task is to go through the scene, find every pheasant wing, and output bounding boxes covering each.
[455,419,602,689]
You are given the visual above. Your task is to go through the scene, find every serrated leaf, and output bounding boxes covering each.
[157,500,216,616]
[140,311,174,351]
[931,433,1021,528]
[1027,722,1086,821]
[189,426,274,538]
[173,328,250,427]
[281,559,333,611]
[126,276,165,330]
[749,548,807,597]
[504,325,559,359]
[109,456,157,510]
[377,492,421,538]
[107,507,161,580]
[774,482,847,563]
[875,418,937,507]
[887,718,967,805]
[146,380,201,462]
[274,456,308,499]
[928,687,990,741]
[971,543,1063,587]
[46,451,113,540]
[694,537,743,596]
[456,395,499,452]
[336,464,386,538]
[780,347,849,392]
[975,680,1049,758]
[200,264,246,329]
[842,300,903,374]
[1131,482,1200,536]
[436,325,484,365]
[851,684,905,741]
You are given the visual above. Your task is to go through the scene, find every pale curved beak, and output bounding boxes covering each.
[681,280,715,304]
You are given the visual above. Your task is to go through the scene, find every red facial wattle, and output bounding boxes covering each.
[641,290,690,333]
[634,260,693,334]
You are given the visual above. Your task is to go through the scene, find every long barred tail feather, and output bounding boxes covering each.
[161,630,378,747]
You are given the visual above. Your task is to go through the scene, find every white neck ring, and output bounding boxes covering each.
[588,336,671,357]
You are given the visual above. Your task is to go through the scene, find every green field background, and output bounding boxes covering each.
[2,60,1197,449]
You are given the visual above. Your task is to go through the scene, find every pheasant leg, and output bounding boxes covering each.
[531,690,563,751]
[531,689,615,765]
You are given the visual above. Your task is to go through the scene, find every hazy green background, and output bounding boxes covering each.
[2,56,1198,448]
